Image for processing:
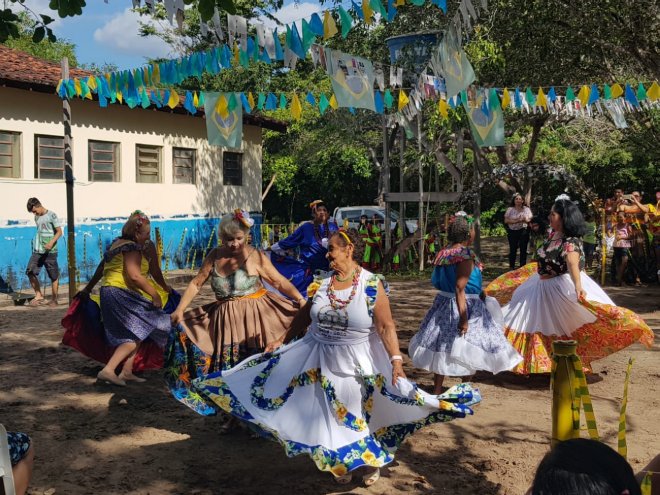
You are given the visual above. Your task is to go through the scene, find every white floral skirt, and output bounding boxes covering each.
[192,329,480,477]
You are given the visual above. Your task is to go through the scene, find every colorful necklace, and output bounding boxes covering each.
[328,266,361,309]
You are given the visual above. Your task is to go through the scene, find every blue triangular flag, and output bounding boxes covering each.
[266,92,277,110]
[387,0,397,21]
[221,44,232,68]
[349,107,356,114]
[352,0,364,20]
[306,91,316,106]
[548,86,557,102]
[273,28,284,61]
[240,92,252,114]
[374,90,384,113]
[588,84,600,106]
[430,0,447,13]
[309,13,324,36]
[183,91,197,114]
[624,84,639,107]
[288,23,306,59]
[163,90,170,106]
[260,48,271,64]
[247,37,256,60]
[514,87,522,108]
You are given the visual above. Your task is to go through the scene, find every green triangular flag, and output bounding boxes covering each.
[279,93,287,109]
[384,89,394,109]
[239,49,249,68]
[319,93,330,115]
[135,68,145,89]
[603,84,612,100]
[410,0,424,5]
[140,88,150,108]
[369,0,387,17]
[636,82,647,101]
[566,86,576,102]
[525,87,536,106]
[338,6,353,38]
[489,88,501,110]
[198,92,205,107]
[301,19,316,53]
[227,92,238,111]
[257,92,266,110]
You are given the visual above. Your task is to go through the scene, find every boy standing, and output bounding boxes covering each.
[26,197,62,306]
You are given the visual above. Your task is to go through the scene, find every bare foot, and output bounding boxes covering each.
[118,372,146,383]
[97,369,126,386]
[362,467,380,486]
[28,297,45,307]
[47,299,59,307]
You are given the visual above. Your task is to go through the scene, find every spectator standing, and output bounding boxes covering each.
[612,211,633,286]
[583,213,598,270]
[25,197,62,306]
[504,193,533,269]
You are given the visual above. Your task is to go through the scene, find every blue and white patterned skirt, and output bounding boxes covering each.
[409,292,522,376]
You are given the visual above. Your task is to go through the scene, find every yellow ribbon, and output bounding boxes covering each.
[617,358,634,459]
[640,472,652,495]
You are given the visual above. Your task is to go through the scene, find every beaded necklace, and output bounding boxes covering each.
[327,266,361,309]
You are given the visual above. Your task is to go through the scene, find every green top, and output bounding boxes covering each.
[33,210,61,254]
[583,221,597,245]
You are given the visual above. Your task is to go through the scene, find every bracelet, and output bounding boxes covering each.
[390,355,403,362]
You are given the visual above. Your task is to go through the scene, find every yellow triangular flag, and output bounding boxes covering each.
[647,81,660,101]
[611,83,624,99]
[323,10,338,40]
[116,91,123,103]
[536,87,547,109]
[215,94,229,118]
[291,93,302,120]
[87,76,97,91]
[438,98,449,118]
[395,0,405,5]
[578,85,590,107]
[362,0,374,25]
[193,92,199,107]
[501,87,511,109]
[398,89,409,111]
[74,78,82,97]
[167,90,180,109]
[248,92,255,109]
[152,64,160,85]
[233,42,240,66]
[329,94,338,109]
[56,79,62,94]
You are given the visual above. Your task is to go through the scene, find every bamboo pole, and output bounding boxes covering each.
[551,340,579,447]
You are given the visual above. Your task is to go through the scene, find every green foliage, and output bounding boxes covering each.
[2,12,77,65]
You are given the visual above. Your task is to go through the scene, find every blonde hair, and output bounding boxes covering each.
[121,211,150,240]
[219,213,250,238]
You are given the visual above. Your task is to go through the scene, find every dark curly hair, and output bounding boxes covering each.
[447,217,471,244]
[553,199,587,237]
[330,229,365,263]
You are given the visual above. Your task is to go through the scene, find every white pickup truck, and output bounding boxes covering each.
[333,206,418,233]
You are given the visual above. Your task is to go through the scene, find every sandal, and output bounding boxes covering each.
[28,298,45,307]
[334,473,353,485]
[363,467,380,486]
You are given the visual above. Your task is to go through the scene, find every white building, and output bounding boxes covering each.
[0,45,285,222]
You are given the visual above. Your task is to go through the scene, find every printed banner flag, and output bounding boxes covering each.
[462,88,504,147]
[203,92,243,148]
[431,29,475,98]
[324,47,376,111]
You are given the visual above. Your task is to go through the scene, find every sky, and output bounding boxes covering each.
[18,0,328,70]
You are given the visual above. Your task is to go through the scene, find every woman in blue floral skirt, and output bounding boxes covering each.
[409,214,522,393]
[5,430,34,495]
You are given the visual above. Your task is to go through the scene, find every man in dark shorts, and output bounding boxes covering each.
[26,197,62,306]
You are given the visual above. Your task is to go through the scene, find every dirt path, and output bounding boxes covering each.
[0,271,657,494]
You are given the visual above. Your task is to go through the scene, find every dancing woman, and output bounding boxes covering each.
[487,196,653,374]
[165,210,307,417]
[62,211,176,386]
[191,229,480,486]
[270,200,338,293]
[409,214,522,393]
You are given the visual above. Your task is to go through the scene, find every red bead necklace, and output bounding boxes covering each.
[327,266,361,309]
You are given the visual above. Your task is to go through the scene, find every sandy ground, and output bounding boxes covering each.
[0,244,658,495]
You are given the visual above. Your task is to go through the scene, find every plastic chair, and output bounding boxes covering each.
[0,424,16,495]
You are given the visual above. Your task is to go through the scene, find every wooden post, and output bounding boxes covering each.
[383,117,391,252]
[551,340,579,447]
[473,160,482,256]
[417,112,424,272]
[62,57,76,302]
[600,209,607,285]
[399,128,405,242]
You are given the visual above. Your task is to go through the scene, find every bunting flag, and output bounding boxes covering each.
[323,10,338,40]
[462,88,504,147]
[290,92,303,119]
[203,92,243,148]
[430,27,475,98]
[325,47,376,111]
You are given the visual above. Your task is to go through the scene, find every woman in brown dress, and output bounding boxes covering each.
[165,209,307,418]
